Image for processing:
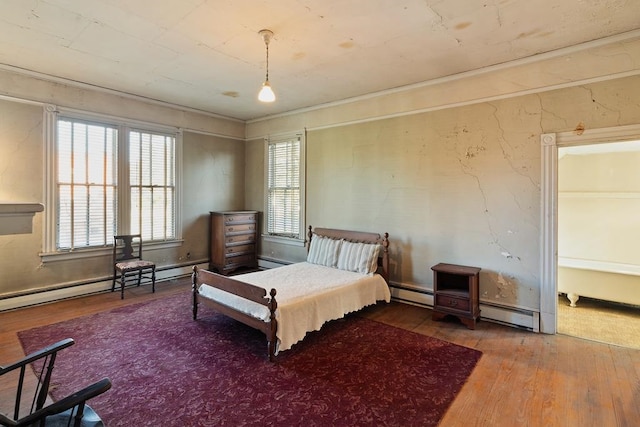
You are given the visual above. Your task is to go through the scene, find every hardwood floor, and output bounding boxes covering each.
[1,278,638,426]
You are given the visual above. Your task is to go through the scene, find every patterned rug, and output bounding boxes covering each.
[19,293,481,426]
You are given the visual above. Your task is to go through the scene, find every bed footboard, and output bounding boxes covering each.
[192,266,278,361]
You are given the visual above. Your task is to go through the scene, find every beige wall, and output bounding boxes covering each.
[0,58,639,313]
[0,79,245,296]
[246,74,640,311]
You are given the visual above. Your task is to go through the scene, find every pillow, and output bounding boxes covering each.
[307,235,342,267]
[336,241,381,274]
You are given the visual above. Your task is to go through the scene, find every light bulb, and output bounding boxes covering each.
[258,81,276,102]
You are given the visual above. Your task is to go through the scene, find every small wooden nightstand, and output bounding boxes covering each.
[431,263,481,329]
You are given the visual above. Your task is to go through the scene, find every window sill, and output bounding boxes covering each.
[40,239,183,263]
[261,234,306,247]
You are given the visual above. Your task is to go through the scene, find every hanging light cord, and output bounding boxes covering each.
[258,29,275,102]
[264,38,270,82]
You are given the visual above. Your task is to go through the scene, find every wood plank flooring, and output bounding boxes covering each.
[1,278,638,426]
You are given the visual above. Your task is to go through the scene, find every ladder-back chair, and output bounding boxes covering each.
[112,234,156,299]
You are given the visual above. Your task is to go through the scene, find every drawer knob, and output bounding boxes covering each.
[449,300,458,307]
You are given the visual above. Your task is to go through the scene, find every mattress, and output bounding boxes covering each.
[198,261,390,352]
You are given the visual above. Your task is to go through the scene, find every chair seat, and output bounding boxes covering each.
[44,404,105,427]
[115,260,155,271]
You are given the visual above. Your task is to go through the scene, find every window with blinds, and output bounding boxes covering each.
[129,130,176,241]
[266,133,304,239]
[54,116,176,251]
[57,119,118,250]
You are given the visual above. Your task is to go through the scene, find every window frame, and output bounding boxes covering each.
[262,131,306,246]
[42,105,182,262]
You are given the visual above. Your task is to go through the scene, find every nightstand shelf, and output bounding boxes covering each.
[431,263,481,329]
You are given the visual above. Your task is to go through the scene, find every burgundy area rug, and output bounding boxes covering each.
[18,293,481,427]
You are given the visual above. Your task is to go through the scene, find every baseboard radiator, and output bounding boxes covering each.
[0,261,208,312]
[392,284,540,332]
[1,258,540,333]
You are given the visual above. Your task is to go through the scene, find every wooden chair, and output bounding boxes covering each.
[0,338,111,427]
[112,234,156,299]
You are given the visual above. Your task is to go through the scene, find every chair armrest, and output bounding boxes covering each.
[14,378,112,426]
[0,338,74,374]
[0,413,18,426]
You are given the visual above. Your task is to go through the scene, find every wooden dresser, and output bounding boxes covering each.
[209,211,258,275]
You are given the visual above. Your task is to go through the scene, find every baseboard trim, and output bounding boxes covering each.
[390,284,540,332]
[256,259,541,332]
[258,257,293,269]
[0,262,207,312]
[28,258,542,333]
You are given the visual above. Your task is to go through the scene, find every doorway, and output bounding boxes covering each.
[556,140,640,348]
[539,124,640,339]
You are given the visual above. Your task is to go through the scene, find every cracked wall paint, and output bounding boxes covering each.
[2,69,640,305]
[294,74,640,309]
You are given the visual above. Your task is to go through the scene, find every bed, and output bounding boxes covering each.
[192,226,391,361]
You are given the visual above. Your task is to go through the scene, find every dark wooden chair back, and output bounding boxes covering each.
[113,234,143,262]
[0,338,111,427]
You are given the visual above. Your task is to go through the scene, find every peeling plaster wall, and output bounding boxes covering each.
[0,67,638,309]
[245,74,640,311]
[305,99,541,308]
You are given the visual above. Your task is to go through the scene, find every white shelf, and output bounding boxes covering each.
[0,202,44,235]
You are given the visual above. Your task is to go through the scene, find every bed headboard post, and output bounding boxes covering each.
[381,232,389,283]
[306,225,313,254]
[192,265,199,320]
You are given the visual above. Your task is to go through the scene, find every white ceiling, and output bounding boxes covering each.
[1,0,639,121]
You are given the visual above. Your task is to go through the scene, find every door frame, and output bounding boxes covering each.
[539,123,640,333]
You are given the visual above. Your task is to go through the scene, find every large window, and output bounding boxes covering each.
[44,106,180,258]
[129,130,176,241]
[265,132,305,241]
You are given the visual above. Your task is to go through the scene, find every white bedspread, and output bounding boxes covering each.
[197,262,390,352]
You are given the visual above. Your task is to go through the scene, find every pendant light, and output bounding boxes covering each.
[258,29,276,103]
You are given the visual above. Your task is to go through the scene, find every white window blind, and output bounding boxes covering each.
[57,119,117,250]
[266,134,303,238]
[129,130,176,241]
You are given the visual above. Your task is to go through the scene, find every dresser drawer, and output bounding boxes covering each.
[435,294,470,312]
[225,223,256,234]
[224,244,255,257]
[223,253,255,267]
[224,213,256,224]
[225,234,256,245]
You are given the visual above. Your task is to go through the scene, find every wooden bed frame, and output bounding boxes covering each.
[192,226,390,361]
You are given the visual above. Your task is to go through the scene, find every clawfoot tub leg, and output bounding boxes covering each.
[566,293,579,308]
